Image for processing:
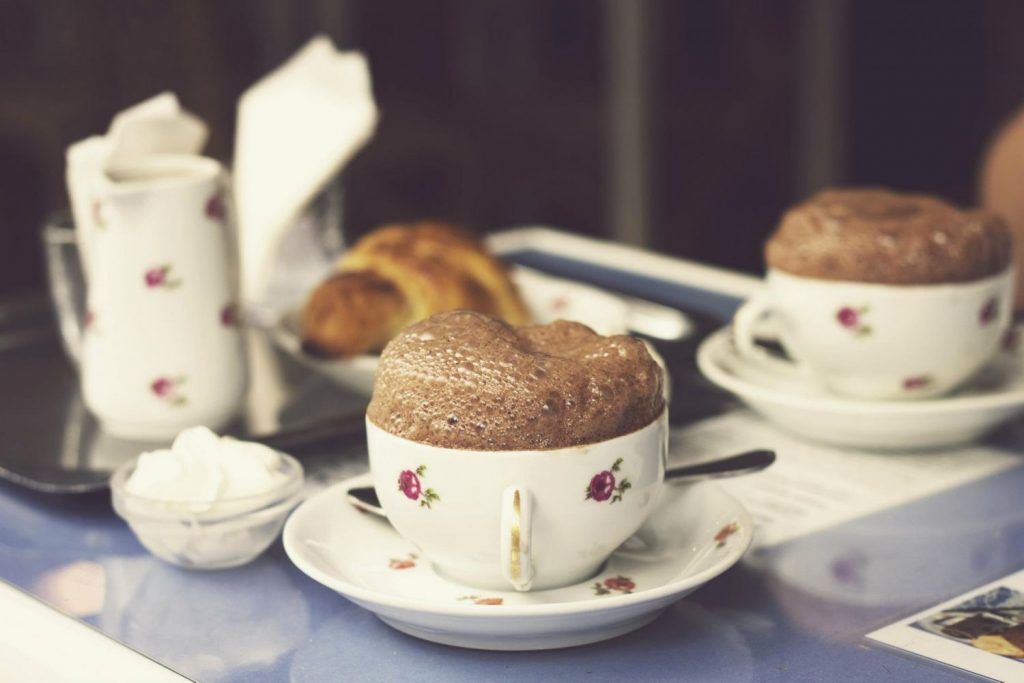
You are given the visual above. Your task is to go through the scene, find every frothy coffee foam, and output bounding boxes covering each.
[766,188,1012,284]
[367,310,665,450]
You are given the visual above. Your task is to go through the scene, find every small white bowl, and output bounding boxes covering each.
[110,453,304,570]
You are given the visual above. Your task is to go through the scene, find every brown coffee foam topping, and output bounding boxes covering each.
[367,310,665,450]
[766,188,1012,284]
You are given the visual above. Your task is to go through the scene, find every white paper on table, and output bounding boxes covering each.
[868,569,1024,681]
[670,411,1022,548]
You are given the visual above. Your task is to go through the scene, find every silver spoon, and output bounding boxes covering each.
[346,449,775,517]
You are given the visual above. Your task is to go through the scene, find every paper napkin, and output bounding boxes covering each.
[65,93,209,275]
[233,35,378,307]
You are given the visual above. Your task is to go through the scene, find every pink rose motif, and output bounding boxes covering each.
[145,269,164,287]
[604,576,636,593]
[92,200,106,229]
[714,521,740,547]
[144,265,181,289]
[588,471,616,502]
[398,470,421,500]
[398,465,440,508]
[474,597,504,605]
[1003,328,1020,352]
[980,298,998,326]
[220,303,239,327]
[205,193,226,222]
[150,376,187,406]
[836,307,859,328]
[585,458,631,503]
[151,377,174,397]
[389,553,418,569]
[903,375,932,391]
[592,575,636,595]
[550,296,569,313]
[836,305,872,337]
[457,595,504,605]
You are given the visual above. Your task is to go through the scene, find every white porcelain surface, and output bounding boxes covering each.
[270,267,635,396]
[78,154,247,439]
[698,324,1024,450]
[367,412,668,592]
[733,269,1014,400]
[283,473,752,650]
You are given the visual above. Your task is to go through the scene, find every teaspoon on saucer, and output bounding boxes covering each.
[345,448,775,517]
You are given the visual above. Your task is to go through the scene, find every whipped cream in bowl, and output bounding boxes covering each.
[111,427,304,569]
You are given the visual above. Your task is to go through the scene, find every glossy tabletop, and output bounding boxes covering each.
[1,238,1022,682]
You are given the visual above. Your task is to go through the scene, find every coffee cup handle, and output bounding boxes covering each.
[733,291,807,373]
[500,485,534,592]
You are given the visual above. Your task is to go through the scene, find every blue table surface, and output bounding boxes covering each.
[2,247,1022,683]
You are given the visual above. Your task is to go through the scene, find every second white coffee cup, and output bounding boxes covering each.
[367,410,668,592]
[732,268,1014,400]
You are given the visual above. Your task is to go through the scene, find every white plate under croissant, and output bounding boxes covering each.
[272,267,679,396]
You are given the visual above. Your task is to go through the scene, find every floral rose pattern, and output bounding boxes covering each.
[398,465,440,509]
[980,297,999,326]
[144,265,182,289]
[588,471,615,501]
[151,376,187,406]
[1003,328,1020,352]
[549,296,569,313]
[220,302,240,327]
[92,200,106,229]
[458,595,504,605]
[903,375,933,391]
[714,522,740,548]
[398,470,421,500]
[592,575,636,596]
[474,597,504,605]
[389,553,418,570]
[585,457,631,503]
[205,192,226,222]
[836,306,871,337]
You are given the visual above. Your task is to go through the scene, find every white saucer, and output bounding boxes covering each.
[283,473,752,651]
[270,266,689,396]
[697,324,1024,450]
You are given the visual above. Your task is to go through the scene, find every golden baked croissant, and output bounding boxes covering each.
[301,222,530,357]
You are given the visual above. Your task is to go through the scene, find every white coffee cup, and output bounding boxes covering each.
[48,154,247,439]
[367,410,668,592]
[732,268,1014,400]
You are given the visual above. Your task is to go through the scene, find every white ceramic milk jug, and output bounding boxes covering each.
[51,154,247,440]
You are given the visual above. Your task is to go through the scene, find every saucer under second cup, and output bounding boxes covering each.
[697,324,1024,451]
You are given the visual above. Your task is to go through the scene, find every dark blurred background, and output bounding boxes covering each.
[3,0,1024,296]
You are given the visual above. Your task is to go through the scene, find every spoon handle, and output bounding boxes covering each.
[664,449,775,482]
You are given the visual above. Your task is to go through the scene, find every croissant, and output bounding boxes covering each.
[301,222,530,358]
